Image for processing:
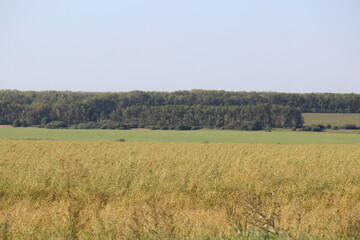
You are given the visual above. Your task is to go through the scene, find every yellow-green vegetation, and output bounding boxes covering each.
[1,127,360,144]
[303,113,360,126]
[1,140,360,239]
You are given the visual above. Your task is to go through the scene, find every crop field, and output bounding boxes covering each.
[1,127,360,144]
[1,140,360,239]
[303,113,360,126]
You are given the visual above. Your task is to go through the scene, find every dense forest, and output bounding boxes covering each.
[1,89,359,129]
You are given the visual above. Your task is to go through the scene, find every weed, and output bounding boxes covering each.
[127,198,179,239]
[0,219,11,240]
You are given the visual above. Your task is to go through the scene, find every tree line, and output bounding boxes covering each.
[118,104,303,129]
[1,89,359,112]
[1,89,358,129]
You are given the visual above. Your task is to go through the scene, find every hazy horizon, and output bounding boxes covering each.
[1,1,359,93]
[2,88,360,95]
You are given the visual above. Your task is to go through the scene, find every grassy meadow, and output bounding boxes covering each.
[303,113,360,126]
[1,140,360,239]
[1,127,360,144]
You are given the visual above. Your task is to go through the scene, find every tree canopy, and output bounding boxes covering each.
[1,89,358,129]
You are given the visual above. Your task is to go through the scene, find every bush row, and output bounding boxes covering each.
[12,119,359,131]
[299,124,359,132]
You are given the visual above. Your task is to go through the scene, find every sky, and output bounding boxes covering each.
[0,0,359,93]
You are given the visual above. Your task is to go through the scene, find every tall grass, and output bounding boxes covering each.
[0,140,360,239]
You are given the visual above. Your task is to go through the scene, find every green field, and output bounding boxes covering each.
[1,126,360,144]
[303,113,360,126]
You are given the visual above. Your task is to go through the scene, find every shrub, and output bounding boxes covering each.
[224,124,234,130]
[232,121,264,131]
[175,125,191,130]
[311,126,325,132]
[13,119,21,127]
[238,125,250,131]
[300,125,325,132]
[343,124,358,130]
[128,124,138,128]
[75,121,129,130]
[301,126,312,131]
[98,120,128,130]
[317,124,326,129]
[249,121,263,131]
[13,119,27,127]
[76,122,99,129]
[45,121,68,129]
[41,117,51,126]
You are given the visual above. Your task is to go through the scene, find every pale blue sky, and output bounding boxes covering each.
[0,0,359,93]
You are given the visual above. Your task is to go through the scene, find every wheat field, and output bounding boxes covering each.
[0,140,360,239]
[303,113,360,126]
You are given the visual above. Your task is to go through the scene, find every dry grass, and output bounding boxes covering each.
[0,140,360,239]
